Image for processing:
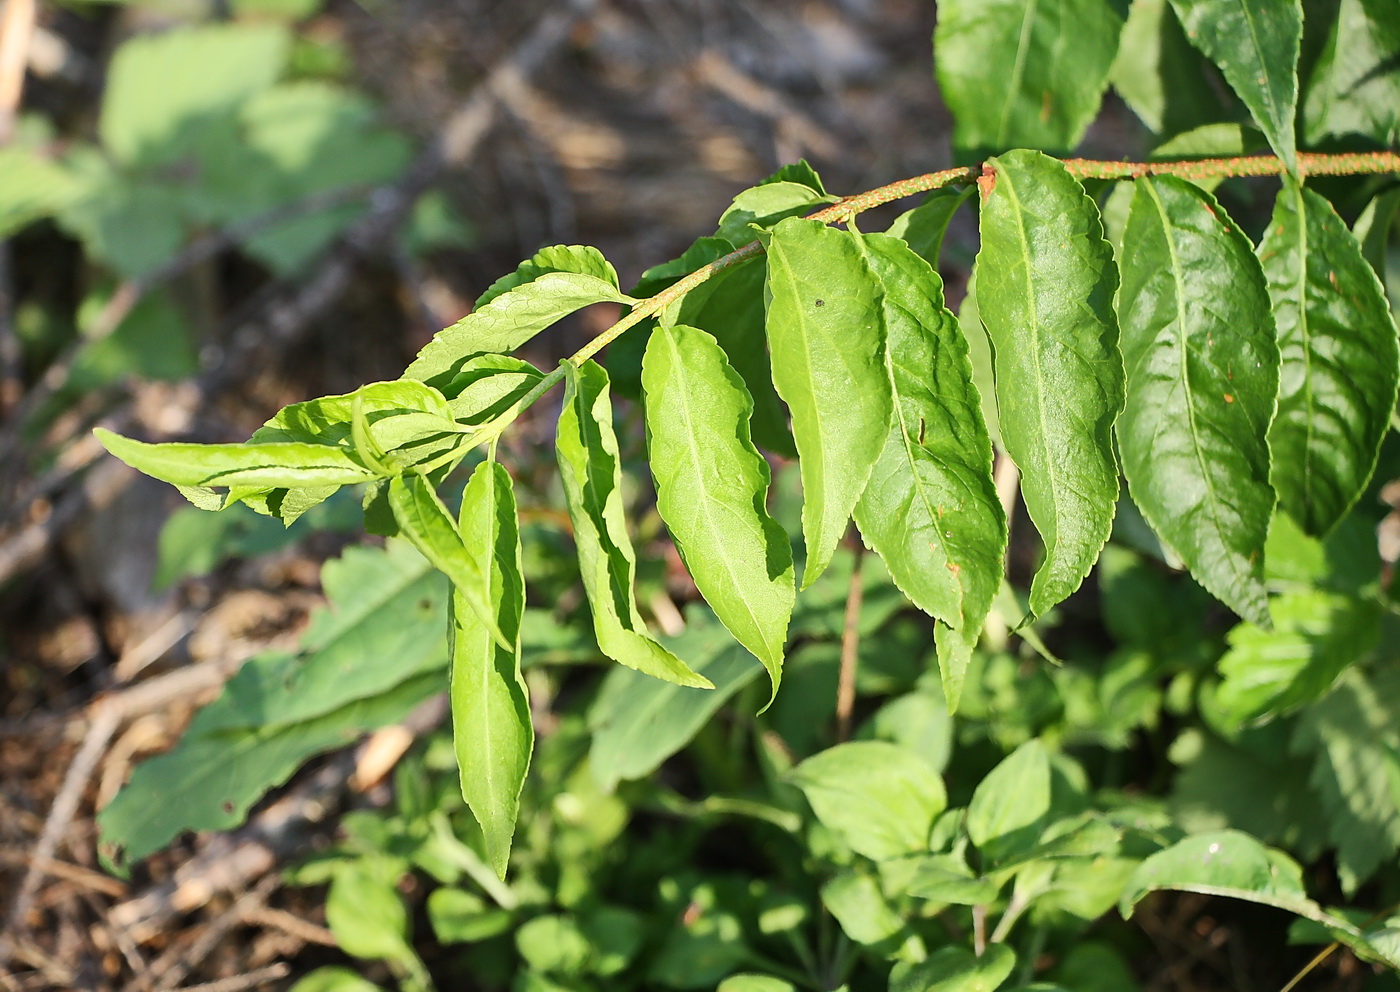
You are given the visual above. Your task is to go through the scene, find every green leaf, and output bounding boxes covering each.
[934,0,1125,153]
[765,217,893,588]
[1216,590,1380,728]
[966,739,1052,864]
[761,159,827,196]
[0,145,79,238]
[849,233,1004,711]
[556,360,712,688]
[95,428,377,490]
[287,966,385,992]
[789,740,947,861]
[404,246,633,389]
[1354,187,1400,283]
[326,859,414,962]
[387,474,510,651]
[1109,0,1236,137]
[715,181,836,246]
[976,150,1124,618]
[1302,0,1400,147]
[889,944,1016,992]
[98,541,448,865]
[427,888,513,944]
[884,187,973,269]
[452,461,532,878]
[1259,180,1400,536]
[956,267,1001,447]
[1120,829,1331,921]
[821,870,908,948]
[1168,0,1301,171]
[642,323,794,701]
[717,977,795,992]
[905,854,1001,905]
[1117,176,1278,627]
[662,256,797,457]
[101,23,289,166]
[588,610,762,792]
[444,355,545,421]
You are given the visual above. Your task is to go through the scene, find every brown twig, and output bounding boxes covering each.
[167,964,289,992]
[834,542,864,742]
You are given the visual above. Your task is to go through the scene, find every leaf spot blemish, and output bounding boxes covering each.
[813,299,825,307]
[1223,394,1235,403]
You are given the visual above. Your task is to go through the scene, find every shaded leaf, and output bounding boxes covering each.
[1109,0,1236,137]
[1259,180,1400,535]
[556,360,712,688]
[935,0,1124,153]
[1117,175,1278,626]
[976,150,1123,618]
[1302,0,1400,147]
[764,217,892,588]
[967,739,1052,864]
[642,322,794,699]
[849,232,1004,710]
[884,187,973,269]
[1168,0,1301,171]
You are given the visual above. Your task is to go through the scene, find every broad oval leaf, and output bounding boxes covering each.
[849,232,1004,712]
[715,181,835,246]
[1258,180,1400,536]
[452,461,531,879]
[935,0,1124,153]
[556,360,712,688]
[976,149,1124,619]
[1168,0,1301,172]
[889,944,1016,992]
[95,428,377,490]
[789,740,946,861]
[764,216,893,588]
[405,246,633,389]
[642,323,794,702]
[1117,175,1278,627]
[387,473,509,651]
[966,739,1051,865]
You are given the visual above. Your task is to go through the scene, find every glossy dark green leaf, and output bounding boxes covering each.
[976,150,1124,618]
[556,360,712,688]
[1117,175,1278,626]
[789,741,946,861]
[1109,0,1235,137]
[642,323,794,700]
[1168,0,1301,171]
[1258,180,1400,535]
[1302,0,1400,147]
[452,461,531,878]
[387,473,509,651]
[95,428,377,490]
[849,233,1004,711]
[764,217,892,588]
[935,0,1124,153]
[404,246,633,389]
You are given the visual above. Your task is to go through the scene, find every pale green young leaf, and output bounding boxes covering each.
[905,854,1001,905]
[1108,0,1235,137]
[405,246,633,388]
[556,360,712,688]
[642,323,793,701]
[443,355,544,421]
[935,0,1124,153]
[387,473,510,651]
[1259,180,1400,536]
[1302,0,1400,147]
[849,233,1003,712]
[95,428,377,490]
[882,187,972,269]
[764,216,892,588]
[820,870,908,947]
[715,181,835,246]
[452,461,531,879]
[1167,0,1301,171]
[976,150,1124,619]
[789,740,946,861]
[325,859,414,963]
[1215,590,1381,728]
[966,739,1052,864]
[1117,176,1277,626]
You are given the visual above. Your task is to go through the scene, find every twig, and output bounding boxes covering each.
[238,905,336,947]
[834,543,863,742]
[168,964,289,992]
[2,702,121,941]
[143,876,279,992]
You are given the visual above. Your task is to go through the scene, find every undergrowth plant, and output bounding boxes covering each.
[87,1,1400,989]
